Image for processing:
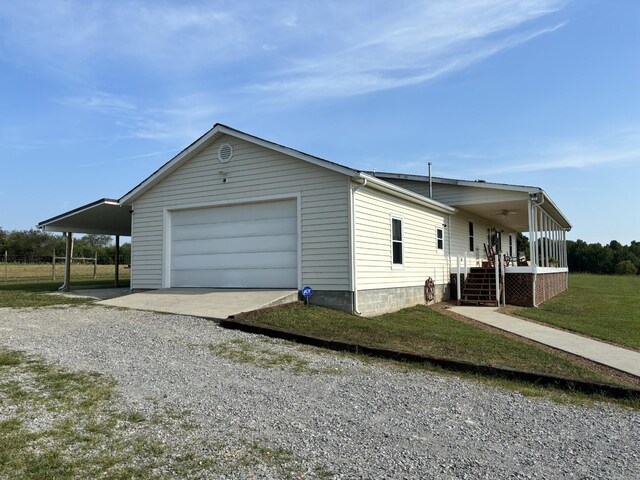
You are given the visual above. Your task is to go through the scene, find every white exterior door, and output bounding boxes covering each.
[170,199,298,288]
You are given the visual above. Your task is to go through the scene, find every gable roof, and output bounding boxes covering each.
[119,123,358,205]
[118,123,455,214]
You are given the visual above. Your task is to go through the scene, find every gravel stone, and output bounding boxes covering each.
[1,305,639,478]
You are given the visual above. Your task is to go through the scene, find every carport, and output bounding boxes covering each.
[38,198,131,291]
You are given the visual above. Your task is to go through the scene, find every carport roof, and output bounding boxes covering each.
[38,198,131,236]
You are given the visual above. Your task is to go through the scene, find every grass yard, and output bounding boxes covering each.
[0,280,129,308]
[243,303,621,384]
[0,263,130,284]
[514,274,640,351]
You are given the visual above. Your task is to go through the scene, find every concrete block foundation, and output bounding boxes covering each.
[310,284,448,316]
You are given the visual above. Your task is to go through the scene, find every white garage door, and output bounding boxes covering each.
[170,199,298,288]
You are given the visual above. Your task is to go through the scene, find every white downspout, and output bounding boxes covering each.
[350,178,368,315]
[447,214,452,280]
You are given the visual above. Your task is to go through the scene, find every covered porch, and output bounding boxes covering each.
[453,191,572,307]
[38,199,132,291]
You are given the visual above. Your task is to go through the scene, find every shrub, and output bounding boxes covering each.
[614,260,638,275]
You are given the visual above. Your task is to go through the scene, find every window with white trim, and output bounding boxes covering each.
[509,234,514,257]
[468,221,474,252]
[436,227,444,251]
[391,217,403,266]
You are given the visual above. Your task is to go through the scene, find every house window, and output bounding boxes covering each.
[391,217,403,266]
[509,234,514,257]
[436,228,444,250]
[468,221,474,252]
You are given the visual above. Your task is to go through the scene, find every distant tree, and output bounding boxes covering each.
[79,234,112,250]
[566,239,639,274]
[0,227,6,253]
[4,229,64,261]
[615,260,637,275]
[516,233,530,259]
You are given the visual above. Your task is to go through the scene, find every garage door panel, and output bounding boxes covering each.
[172,201,296,226]
[173,251,298,270]
[170,199,298,288]
[172,234,297,256]
[171,217,296,242]
[171,268,297,289]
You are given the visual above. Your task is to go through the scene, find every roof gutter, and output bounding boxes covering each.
[539,190,572,230]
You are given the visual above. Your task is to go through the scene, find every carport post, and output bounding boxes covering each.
[59,232,72,292]
[114,235,120,288]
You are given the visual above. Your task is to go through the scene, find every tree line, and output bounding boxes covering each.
[567,239,639,275]
[0,228,131,265]
[516,233,637,275]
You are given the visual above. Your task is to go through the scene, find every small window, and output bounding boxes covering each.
[391,218,403,265]
[509,234,513,256]
[468,221,474,252]
[436,228,444,250]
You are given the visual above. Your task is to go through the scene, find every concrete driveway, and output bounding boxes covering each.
[98,288,298,319]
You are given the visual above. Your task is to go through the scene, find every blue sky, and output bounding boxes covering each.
[0,0,638,244]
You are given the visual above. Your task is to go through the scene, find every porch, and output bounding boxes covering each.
[452,192,571,307]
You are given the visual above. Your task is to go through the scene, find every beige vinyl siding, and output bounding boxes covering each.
[448,208,518,268]
[131,135,350,290]
[354,184,449,289]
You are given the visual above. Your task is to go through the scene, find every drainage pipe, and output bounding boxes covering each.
[350,178,368,315]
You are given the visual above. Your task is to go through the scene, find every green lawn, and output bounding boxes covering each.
[0,280,129,308]
[244,303,616,383]
[515,274,640,350]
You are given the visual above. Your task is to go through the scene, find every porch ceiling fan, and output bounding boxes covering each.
[490,209,518,217]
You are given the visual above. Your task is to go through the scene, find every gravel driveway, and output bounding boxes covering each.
[1,305,638,479]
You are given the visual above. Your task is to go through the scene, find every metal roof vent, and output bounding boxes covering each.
[217,143,233,163]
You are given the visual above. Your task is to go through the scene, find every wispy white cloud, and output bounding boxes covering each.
[58,92,135,113]
[463,126,640,176]
[125,96,220,143]
[77,148,181,167]
[0,1,571,148]
[249,1,568,99]
[58,92,220,144]
[0,1,568,100]
[0,1,246,71]
[495,146,640,174]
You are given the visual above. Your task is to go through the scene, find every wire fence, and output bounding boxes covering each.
[1,252,131,283]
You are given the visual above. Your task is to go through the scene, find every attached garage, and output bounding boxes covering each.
[168,198,299,288]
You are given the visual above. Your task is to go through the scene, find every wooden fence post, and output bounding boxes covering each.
[93,252,97,279]
[3,251,7,282]
[52,250,56,281]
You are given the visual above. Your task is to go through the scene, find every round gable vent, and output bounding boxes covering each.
[217,142,233,163]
